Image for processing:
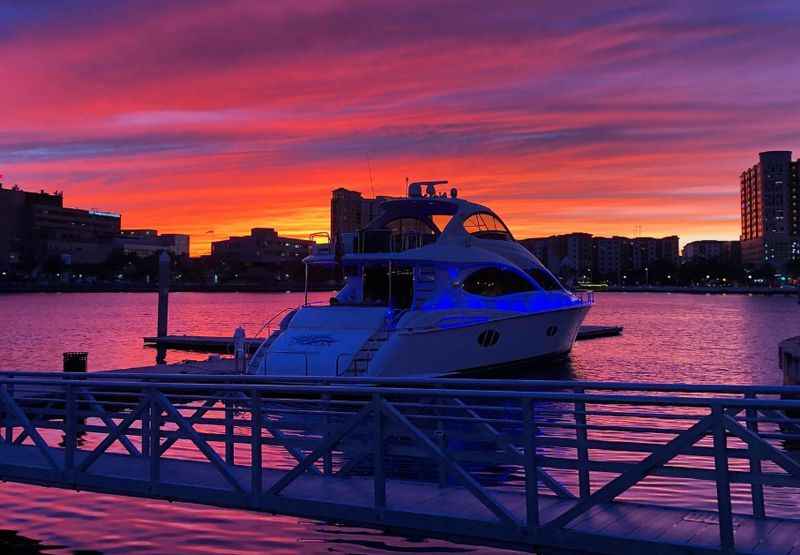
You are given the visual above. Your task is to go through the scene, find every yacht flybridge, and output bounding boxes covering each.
[248,181,593,377]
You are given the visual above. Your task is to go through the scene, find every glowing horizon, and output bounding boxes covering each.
[2,1,799,256]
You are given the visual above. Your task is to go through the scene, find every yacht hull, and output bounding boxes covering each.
[369,305,590,377]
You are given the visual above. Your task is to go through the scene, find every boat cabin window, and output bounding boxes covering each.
[462,267,534,297]
[358,217,439,253]
[526,267,563,291]
[432,214,453,232]
[385,217,438,251]
[361,264,414,308]
[462,212,513,240]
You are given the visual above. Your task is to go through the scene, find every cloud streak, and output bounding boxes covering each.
[1,0,799,253]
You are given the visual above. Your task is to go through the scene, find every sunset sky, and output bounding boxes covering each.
[2,1,799,255]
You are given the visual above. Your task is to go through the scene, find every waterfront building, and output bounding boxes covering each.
[116,229,190,258]
[519,237,548,266]
[0,184,30,271]
[631,236,680,270]
[520,233,593,280]
[330,188,390,238]
[592,236,625,281]
[521,233,678,283]
[0,184,120,269]
[682,240,741,264]
[211,228,312,264]
[740,151,800,269]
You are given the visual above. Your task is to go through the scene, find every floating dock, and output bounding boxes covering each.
[0,374,798,554]
[143,324,624,354]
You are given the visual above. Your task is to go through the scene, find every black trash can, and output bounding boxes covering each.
[63,352,88,373]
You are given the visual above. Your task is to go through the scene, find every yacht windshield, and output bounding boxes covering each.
[526,267,563,291]
[462,212,513,240]
[462,267,534,297]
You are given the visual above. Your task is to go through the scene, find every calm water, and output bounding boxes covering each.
[0,291,798,554]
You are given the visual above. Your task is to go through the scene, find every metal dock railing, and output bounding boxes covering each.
[1,373,799,554]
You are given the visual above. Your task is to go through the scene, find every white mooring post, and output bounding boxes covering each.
[233,326,246,373]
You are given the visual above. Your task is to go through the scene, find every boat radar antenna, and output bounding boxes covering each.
[408,180,448,198]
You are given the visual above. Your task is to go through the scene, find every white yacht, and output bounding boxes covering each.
[248,181,592,377]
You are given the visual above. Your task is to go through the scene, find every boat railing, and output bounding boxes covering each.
[247,307,300,374]
[253,306,298,338]
[309,232,333,256]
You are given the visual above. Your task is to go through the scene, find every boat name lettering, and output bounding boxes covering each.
[292,335,337,346]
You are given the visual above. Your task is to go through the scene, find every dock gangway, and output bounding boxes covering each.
[1,372,800,554]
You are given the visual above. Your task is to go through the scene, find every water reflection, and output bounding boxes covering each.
[1,291,800,554]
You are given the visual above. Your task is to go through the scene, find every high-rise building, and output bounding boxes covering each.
[330,188,389,239]
[740,151,800,269]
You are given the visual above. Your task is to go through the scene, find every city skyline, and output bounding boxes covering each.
[2,2,800,255]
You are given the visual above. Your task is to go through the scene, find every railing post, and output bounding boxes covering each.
[225,396,235,465]
[574,387,590,498]
[64,384,76,477]
[141,392,151,457]
[323,393,332,475]
[250,389,262,506]
[523,398,540,533]
[373,394,386,511]
[149,389,161,485]
[745,393,765,518]
[435,402,447,488]
[4,383,13,444]
[713,405,735,554]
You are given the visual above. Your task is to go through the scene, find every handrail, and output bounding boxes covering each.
[3,373,800,407]
[4,371,800,395]
[253,306,297,338]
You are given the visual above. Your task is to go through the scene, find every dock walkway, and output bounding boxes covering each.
[1,374,799,554]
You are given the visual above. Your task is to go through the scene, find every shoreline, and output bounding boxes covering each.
[1,283,798,296]
[0,283,332,294]
[597,285,800,296]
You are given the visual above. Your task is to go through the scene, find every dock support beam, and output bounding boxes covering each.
[156,250,170,364]
[713,406,735,554]
[373,395,386,511]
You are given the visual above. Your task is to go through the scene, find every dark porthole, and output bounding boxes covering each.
[546,325,558,337]
[478,329,500,347]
